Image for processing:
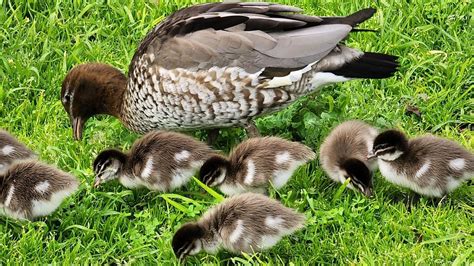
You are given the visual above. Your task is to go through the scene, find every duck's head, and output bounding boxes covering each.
[61,63,127,140]
[368,129,408,161]
[199,156,230,187]
[93,149,127,188]
[172,222,205,261]
[340,158,373,197]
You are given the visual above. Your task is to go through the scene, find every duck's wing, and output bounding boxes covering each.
[130,2,376,78]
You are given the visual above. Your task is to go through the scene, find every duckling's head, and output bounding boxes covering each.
[93,149,127,188]
[369,129,408,161]
[61,63,127,140]
[340,159,373,197]
[172,222,205,261]
[199,156,230,187]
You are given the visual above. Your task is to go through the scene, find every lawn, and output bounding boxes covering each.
[0,0,472,264]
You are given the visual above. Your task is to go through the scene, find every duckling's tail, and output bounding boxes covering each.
[330,52,399,79]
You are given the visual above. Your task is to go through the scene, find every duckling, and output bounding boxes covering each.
[62,3,398,141]
[368,129,474,197]
[319,120,378,196]
[93,131,216,191]
[199,137,315,195]
[0,130,36,173]
[172,192,305,260]
[0,160,79,220]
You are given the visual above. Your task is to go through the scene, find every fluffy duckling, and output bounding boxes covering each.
[319,120,378,196]
[199,137,315,195]
[93,131,216,191]
[172,192,305,260]
[0,130,36,173]
[368,129,474,197]
[0,160,79,220]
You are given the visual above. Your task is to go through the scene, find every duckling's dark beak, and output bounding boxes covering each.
[363,187,373,197]
[93,176,101,188]
[72,116,85,141]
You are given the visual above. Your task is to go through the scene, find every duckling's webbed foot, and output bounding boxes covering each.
[244,121,260,138]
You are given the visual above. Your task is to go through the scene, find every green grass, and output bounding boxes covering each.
[0,0,473,264]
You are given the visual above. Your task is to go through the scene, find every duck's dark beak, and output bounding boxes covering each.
[72,116,85,141]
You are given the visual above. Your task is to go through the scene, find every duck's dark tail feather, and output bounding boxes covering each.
[321,8,377,28]
[330,52,399,79]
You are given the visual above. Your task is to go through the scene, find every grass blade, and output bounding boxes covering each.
[192,177,224,202]
[160,195,189,213]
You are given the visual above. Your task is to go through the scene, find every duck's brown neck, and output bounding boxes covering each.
[99,75,127,119]
[80,67,128,120]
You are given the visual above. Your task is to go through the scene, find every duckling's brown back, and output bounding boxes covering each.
[0,160,79,219]
[228,137,315,185]
[199,193,305,253]
[0,130,36,170]
[395,135,474,184]
[126,131,216,186]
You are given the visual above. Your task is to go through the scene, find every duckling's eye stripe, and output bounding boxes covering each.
[97,159,110,174]
[375,147,394,155]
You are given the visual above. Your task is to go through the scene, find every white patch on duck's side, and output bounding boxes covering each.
[243,160,256,185]
[449,158,465,171]
[119,174,143,189]
[218,183,248,196]
[4,185,15,207]
[265,216,284,229]
[264,62,316,89]
[378,150,404,161]
[259,234,281,250]
[31,186,77,217]
[174,150,191,162]
[463,172,474,180]
[415,160,431,179]
[275,151,291,164]
[170,167,195,190]
[3,208,27,220]
[378,159,442,197]
[272,160,304,189]
[229,219,244,244]
[141,157,154,179]
[309,72,350,89]
[445,176,462,194]
[188,240,202,256]
[1,145,14,155]
[35,181,50,194]
[260,90,276,105]
[202,237,220,254]
[378,160,407,186]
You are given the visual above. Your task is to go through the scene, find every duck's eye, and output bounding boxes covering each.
[63,94,71,103]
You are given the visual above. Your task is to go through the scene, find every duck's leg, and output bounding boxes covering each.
[244,121,260,138]
[206,129,220,146]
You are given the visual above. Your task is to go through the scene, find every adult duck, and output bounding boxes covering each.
[61,2,398,141]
